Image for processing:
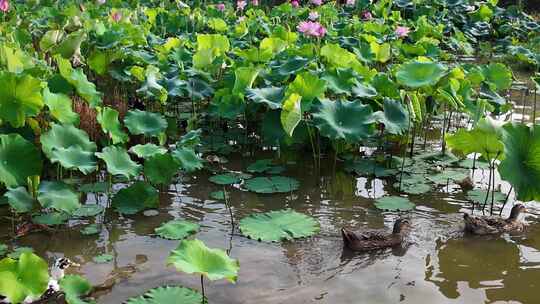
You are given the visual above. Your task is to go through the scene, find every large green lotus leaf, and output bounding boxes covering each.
[129,144,167,159]
[126,286,203,304]
[1,45,34,73]
[446,118,504,161]
[167,239,239,283]
[239,209,319,242]
[144,154,181,185]
[196,34,230,55]
[394,180,432,195]
[4,187,35,213]
[50,146,97,174]
[244,176,299,193]
[124,110,168,137]
[396,61,447,88]
[374,196,415,211]
[373,99,409,135]
[0,134,42,187]
[280,93,302,137]
[0,252,50,303]
[287,72,327,105]
[499,123,540,201]
[427,169,468,185]
[209,88,245,119]
[0,72,44,128]
[155,220,199,240]
[32,212,70,225]
[43,88,79,125]
[482,63,512,91]
[312,99,375,143]
[72,204,104,218]
[273,56,309,76]
[112,182,159,215]
[56,56,102,108]
[177,130,202,148]
[372,73,400,99]
[345,159,398,177]
[41,123,97,159]
[172,148,203,173]
[352,82,378,98]
[96,107,128,144]
[233,67,260,95]
[59,274,92,304]
[246,86,285,109]
[79,182,108,193]
[52,30,86,59]
[96,146,141,179]
[37,181,80,214]
[209,173,243,185]
[247,159,274,173]
[137,66,168,103]
[321,68,359,96]
[320,44,359,68]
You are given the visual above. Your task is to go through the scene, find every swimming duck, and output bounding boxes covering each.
[463,204,527,235]
[0,257,79,304]
[341,219,412,252]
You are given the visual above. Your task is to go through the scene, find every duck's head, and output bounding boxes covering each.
[51,257,80,280]
[509,204,527,220]
[392,218,411,234]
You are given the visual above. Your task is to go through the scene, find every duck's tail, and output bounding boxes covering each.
[341,228,359,248]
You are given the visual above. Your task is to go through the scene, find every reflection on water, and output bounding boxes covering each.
[0,153,539,304]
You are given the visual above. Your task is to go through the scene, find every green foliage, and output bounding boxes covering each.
[97,107,128,144]
[37,181,80,214]
[280,93,302,137]
[112,182,159,214]
[56,56,102,107]
[244,176,299,193]
[96,146,141,179]
[172,148,204,173]
[373,99,409,135]
[126,286,203,304]
[155,220,199,240]
[50,146,98,174]
[4,187,34,213]
[396,61,447,88]
[124,110,168,137]
[59,275,93,304]
[239,209,319,242]
[41,123,97,159]
[0,72,43,128]
[43,88,79,125]
[0,252,49,303]
[144,153,181,185]
[374,196,415,211]
[0,134,42,187]
[129,144,167,159]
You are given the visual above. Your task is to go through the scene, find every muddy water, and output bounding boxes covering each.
[1,152,539,304]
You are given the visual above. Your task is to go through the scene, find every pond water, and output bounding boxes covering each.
[1,149,539,304]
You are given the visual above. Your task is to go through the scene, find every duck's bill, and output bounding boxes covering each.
[71,262,81,267]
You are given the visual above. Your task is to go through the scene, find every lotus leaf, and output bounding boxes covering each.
[37,181,80,214]
[482,63,512,91]
[239,209,319,242]
[4,187,34,213]
[312,99,375,143]
[72,205,104,218]
[144,154,181,185]
[0,244,6,257]
[124,110,168,137]
[43,88,79,125]
[112,182,159,215]
[167,239,239,283]
[41,123,97,159]
[172,148,203,173]
[210,191,225,200]
[129,144,167,159]
[322,68,359,96]
[96,146,141,179]
[56,56,102,107]
[155,220,199,240]
[0,72,43,128]
[233,67,260,95]
[246,86,285,109]
[374,196,415,211]
[59,274,92,304]
[352,82,378,98]
[0,134,42,187]
[280,93,302,137]
[126,286,203,304]
[50,146,98,174]
[80,224,100,236]
[373,99,410,135]
[287,72,327,105]
[396,61,447,88]
[244,176,299,193]
[467,189,505,204]
[32,212,70,225]
[209,173,243,185]
[97,107,128,144]
[79,182,108,193]
[0,252,49,303]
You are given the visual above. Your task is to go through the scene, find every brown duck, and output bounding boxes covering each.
[341,219,411,251]
[463,204,527,235]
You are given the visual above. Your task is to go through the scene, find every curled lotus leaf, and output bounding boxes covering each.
[96,146,141,180]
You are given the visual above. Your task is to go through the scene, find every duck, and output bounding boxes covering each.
[0,257,79,304]
[463,204,527,235]
[341,219,412,252]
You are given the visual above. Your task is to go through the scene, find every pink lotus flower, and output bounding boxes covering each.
[111,11,122,22]
[297,21,326,38]
[291,0,300,7]
[0,0,9,12]
[308,11,319,21]
[216,3,225,11]
[346,0,355,6]
[311,0,322,5]
[395,26,410,38]
[362,11,372,20]
[252,0,259,6]
[237,0,247,10]
[238,16,246,22]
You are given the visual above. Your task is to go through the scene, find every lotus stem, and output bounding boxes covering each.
[499,186,514,216]
[200,275,205,304]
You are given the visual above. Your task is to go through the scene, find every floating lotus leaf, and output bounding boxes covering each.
[124,110,168,137]
[80,224,100,236]
[97,107,128,144]
[312,99,375,143]
[37,181,80,214]
[427,169,469,185]
[144,153,181,185]
[394,174,432,194]
[499,123,540,201]
[396,61,447,88]
[112,182,159,215]
[41,123,97,159]
[246,86,285,109]
[373,99,410,135]
[59,274,92,304]
[208,173,243,185]
[50,146,97,174]
[239,209,319,242]
[0,252,49,303]
[72,205,104,218]
[244,176,299,193]
[374,196,415,211]
[126,286,203,304]
[0,134,42,187]
[247,159,275,173]
[172,148,204,173]
[32,212,70,225]
[0,72,44,128]
[155,220,199,240]
[56,56,102,107]
[43,88,79,125]
[129,144,167,159]
[4,187,35,213]
[96,146,141,179]
[167,239,239,283]
[345,159,398,177]
[93,254,113,264]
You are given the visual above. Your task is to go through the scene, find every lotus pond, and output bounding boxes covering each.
[1,0,540,303]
